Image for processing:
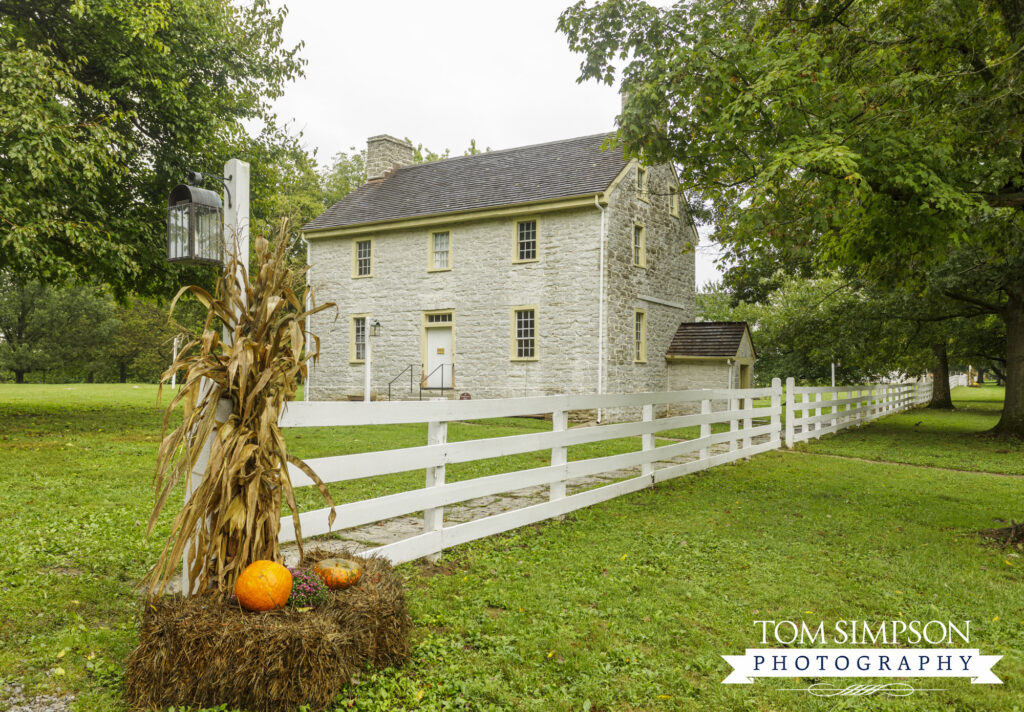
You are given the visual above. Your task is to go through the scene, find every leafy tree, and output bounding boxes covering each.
[321,150,367,209]
[698,276,933,386]
[1,0,306,296]
[0,275,48,383]
[103,298,180,383]
[560,0,1024,436]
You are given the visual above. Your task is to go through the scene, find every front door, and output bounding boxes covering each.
[425,326,453,388]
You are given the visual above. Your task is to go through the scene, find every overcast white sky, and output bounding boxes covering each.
[267,0,723,286]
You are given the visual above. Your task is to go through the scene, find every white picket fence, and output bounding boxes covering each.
[278,376,939,564]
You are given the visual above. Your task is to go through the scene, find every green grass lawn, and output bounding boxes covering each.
[798,384,1024,474]
[1,383,1023,711]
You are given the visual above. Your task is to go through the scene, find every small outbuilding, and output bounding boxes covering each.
[665,321,756,392]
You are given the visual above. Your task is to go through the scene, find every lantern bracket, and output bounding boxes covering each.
[187,170,233,208]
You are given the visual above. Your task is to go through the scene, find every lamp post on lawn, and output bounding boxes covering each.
[365,319,382,402]
[166,158,249,595]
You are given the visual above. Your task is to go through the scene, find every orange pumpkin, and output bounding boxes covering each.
[234,560,292,612]
[313,558,363,590]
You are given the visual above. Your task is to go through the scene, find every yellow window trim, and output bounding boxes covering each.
[636,165,650,204]
[510,305,539,361]
[670,186,680,218]
[352,237,373,279]
[632,222,647,268]
[349,313,370,364]
[427,229,453,272]
[512,217,540,264]
[633,308,647,363]
[421,310,455,386]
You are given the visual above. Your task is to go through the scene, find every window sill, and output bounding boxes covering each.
[512,258,539,265]
[427,267,452,273]
[510,357,538,362]
[352,274,373,279]
[350,360,366,365]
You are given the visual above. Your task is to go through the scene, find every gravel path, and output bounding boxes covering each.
[1,683,74,712]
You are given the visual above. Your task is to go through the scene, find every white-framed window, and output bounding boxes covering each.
[515,220,538,262]
[633,223,646,267]
[430,231,450,270]
[425,312,452,324]
[512,307,536,360]
[351,315,367,362]
[634,309,647,362]
[354,239,372,277]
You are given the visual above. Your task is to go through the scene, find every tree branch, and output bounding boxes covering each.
[943,290,1005,314]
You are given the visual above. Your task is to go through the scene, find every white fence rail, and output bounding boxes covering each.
[784,380,931,447]
[279,382,783,564]
[277,376,941,565]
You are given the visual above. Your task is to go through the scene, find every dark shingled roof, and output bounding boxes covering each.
[304,133,625,231]
[666,322,755,359]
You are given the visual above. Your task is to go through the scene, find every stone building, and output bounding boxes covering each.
[302,131,730,409]
[664,322,757,414]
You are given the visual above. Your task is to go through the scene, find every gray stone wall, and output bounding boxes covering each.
[366,135,414,181]
[601,162,698,416]
[665,360,731,415]
[306,207,604,401]
[305,158,700,417]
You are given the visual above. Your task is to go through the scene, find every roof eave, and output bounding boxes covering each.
[665,354,755,361]
[302,192,606,238]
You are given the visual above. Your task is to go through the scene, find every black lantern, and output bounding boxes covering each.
[167,184,224,265]
[370,318,382,337]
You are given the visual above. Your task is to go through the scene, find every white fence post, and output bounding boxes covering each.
[641,403,655,480]
[699,398,711,460]
[742,393,753,452]
[550,409,568,502]
[785,377,795,448]
[729,395,739,452]
[771,378,782,444]
[424,420,447,563]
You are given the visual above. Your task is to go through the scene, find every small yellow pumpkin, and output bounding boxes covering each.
[312,557,363,590]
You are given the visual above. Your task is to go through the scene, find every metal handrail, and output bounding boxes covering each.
[419,363,454,400]
[387,364,418,401]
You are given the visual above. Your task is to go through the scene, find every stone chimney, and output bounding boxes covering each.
[366,134,414,181]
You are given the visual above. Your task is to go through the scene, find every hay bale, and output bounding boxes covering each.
[124,550,411,712]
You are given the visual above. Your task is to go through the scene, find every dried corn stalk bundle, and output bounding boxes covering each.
[147,226,336,599]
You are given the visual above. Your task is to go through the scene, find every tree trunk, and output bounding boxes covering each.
[993,286,1024,437]
[119,363,128,383]
[929,341,954,409]
[14,370,25,384]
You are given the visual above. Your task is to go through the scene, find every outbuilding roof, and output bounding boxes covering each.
[304,133,625,231]
[666,322,756,359]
